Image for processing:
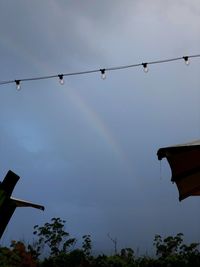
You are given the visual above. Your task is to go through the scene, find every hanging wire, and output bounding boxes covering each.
[0,54,200,87]
[159,160,162,180]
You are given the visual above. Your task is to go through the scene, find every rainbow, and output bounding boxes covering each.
[0,35,132,176]
[66,87,133,175]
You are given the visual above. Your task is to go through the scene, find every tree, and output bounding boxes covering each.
[33,217,76,257]
[82,234,92,258]
[0,241,37,267]
[120,247,135,265]
[153,233,200,267]
[153,233,184,258]
[107,233,118,255]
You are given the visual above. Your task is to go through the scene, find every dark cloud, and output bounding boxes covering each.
[0,0,200,253]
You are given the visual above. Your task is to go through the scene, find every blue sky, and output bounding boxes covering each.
[0,0,200,254]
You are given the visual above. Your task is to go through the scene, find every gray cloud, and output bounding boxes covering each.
[0,0,200,254]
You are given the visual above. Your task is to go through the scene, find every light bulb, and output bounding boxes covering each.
[142,63,148,73]
[183,56,190,66]
[100,69,106,80]
[58,74,64,85]
[15,80,21,90]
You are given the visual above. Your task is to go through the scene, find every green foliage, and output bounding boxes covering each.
[82,234,92,258]
[33,217,76,257]
[154,233,184,258]
[1,217,200,267]
[0,240,37,267]
[153,233,200,266]
[120,248,135,266]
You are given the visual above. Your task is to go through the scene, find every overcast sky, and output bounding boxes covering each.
[0,0,200,255]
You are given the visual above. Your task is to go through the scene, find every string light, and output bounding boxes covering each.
[142,63,148,73]
[15,80,21,90]
[58,74,64,85]
[100,69,106,80]
[0,54,199,90]
[183,56,190,66]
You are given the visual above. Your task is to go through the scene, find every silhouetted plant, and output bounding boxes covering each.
[1,218,200,267]
[0,240,37,267]
[120,247,135,265]
[33,217,76,257]
[82,234,92,258]
[154,233,183,258]
[153,233,200,267]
